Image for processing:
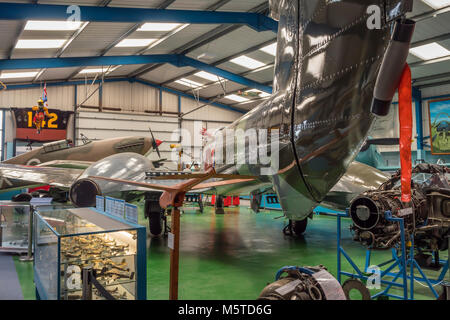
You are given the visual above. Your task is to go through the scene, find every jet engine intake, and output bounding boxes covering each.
[69,178,101,207]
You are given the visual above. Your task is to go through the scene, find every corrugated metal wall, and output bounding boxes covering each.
[0,85,74,110]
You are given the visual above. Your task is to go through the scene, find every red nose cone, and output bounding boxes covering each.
[156,139,163,147]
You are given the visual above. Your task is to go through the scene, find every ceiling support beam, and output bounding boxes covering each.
[160,38,277,86]
[0,54,272,93]
[414,72,450,84]
[411,32,450,48]
[411,5,450,22]
[2,77,246,114]
[131,78,246,114]
[127,1,270,78]
[0,2,278,33]
[409,55,450,68]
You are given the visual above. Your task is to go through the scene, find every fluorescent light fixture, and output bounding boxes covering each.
[410,42,450,60]
[15,39,66,49]
[225,94,250,102]
[230,55,265,69]
[115,38,156,47]
[138,23,181,32]
[421,0,450,9]
[194,71,224,82]
[0,71,39,79]
[175,78,202,88]
[247,89,271,98]
[78,66,119,74]
[24,20,83,31]
[260,43,277,56]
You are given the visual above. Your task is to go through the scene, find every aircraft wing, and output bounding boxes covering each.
[323,161,390,210]
[330,161,389,194]
[0,163,83,189]
[38,160,93,170]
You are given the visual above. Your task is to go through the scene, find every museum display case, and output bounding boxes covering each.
[0,201,30,253]
[33,207,146,300]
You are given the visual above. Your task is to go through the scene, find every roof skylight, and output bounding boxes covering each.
[194,71,224,82]
[421,0,450,9]
[410,43,450,60]
[175,78,202,88]
[15,39,66,49]
[225,94,250,102]
[24,20,83,31]
[137,23,182,32]
[0,71,39,79]
[115,38,157,47]
[260,43,277,56]
[230,56,266,69]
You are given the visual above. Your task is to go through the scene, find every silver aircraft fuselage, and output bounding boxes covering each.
[204,0,412,221]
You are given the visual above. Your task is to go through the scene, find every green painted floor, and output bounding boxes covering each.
[13,205,448,300]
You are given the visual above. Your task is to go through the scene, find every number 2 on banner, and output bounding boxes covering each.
[47,113,58,128]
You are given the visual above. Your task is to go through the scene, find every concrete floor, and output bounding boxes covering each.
[11,205,448,300]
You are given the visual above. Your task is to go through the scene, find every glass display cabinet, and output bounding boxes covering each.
[33,207,146,300]
[0,201,30,253]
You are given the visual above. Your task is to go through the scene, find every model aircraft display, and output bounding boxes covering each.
[0,0,414,240]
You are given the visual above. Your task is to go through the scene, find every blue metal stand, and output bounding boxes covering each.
[337,210,449,300]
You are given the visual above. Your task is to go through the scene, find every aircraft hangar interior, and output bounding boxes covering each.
[0,0,449,307]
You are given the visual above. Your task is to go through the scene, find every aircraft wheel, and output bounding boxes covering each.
[250,194,261,213]
[148,212,163,237]
[291,219,307,236]
[12,193,32,202]
[215,195,225,214]
[145,196,164,237]
[198,197,204,213]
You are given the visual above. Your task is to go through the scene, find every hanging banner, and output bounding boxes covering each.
[11,108,73,142]
[428,99,450,155]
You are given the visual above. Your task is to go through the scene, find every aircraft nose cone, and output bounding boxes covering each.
[156,139,163,147]
[143,137,153,153]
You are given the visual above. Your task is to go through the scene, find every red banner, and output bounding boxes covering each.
[11,108,73,142]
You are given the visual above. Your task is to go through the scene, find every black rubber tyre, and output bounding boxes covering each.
[198,198,204,213]
[291,219,308,236]
[12,193,32,202]
[148,212,163,237]
[215,195,225,214]
[250,194,262,213]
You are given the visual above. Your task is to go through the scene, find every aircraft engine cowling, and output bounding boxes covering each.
[69,152,155,207]
[258,266,346,300]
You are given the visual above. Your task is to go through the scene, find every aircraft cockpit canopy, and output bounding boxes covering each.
[42,139,72,153]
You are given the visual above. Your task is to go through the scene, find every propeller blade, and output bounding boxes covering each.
[149,127,162,158]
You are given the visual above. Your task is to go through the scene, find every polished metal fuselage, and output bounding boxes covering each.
[209,0,409,220]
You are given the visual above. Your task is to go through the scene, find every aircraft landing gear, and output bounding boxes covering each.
[283,219,308,236]
[144,192,166,237]
[250,193,262,213]
[215,195,225,214]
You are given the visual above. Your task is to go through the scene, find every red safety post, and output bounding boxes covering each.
[398,64,412,203]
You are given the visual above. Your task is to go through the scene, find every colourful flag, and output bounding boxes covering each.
[42,83,48,107]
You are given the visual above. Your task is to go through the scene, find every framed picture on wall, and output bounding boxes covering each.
[428,98,450,155]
